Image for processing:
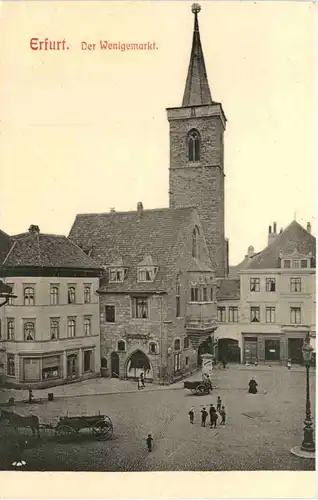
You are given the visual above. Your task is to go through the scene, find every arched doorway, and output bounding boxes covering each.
[218,338,240,363]
[126,350,153,380]
[110,352,119,378]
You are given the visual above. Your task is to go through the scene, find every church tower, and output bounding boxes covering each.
[167,4,227,277]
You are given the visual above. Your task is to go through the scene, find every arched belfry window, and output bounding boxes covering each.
[188,129,200,162]
[192,226,200,259]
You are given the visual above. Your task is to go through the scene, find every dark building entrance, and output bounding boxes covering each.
[218,338,240,363]
[288,338,303,363]
[265,339,280,361]
[110,351,119,378]
[244,337,258,363]
[197,337,213,366]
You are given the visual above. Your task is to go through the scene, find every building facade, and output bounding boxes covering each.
[0,225,102,388]
[69,206,219,383]
[214,221,316,364]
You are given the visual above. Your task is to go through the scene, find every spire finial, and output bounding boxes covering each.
[191,3,201,14]
[191,3,201,31]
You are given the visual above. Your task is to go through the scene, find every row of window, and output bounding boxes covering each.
[250,277,303,293]
[0,316,93,341]
[282,259,309,269]
[217,305,303,324]
[109,266,158,283]
[6,284,93,306]
[115,337,190,355]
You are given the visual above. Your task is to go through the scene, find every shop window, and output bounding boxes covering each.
[42,356,60,380]
[67,354,77,378]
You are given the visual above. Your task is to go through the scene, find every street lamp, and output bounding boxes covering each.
[291,332,315,458]
[0,280,17,308]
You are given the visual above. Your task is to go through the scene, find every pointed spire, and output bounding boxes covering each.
[182,4,213,107]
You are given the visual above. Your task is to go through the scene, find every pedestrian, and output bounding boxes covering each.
[201,407,208,427]
[28,388,34,404]
[206,374,213,392]
[287,358,292,370]
[219,405,226,425]
[140,372,145,388]
[146,434,153,452]
[137,378,142,390]
[188,407,195,424]
[209,404,217,428]
[248,377,258,394]
[216,396,222,412]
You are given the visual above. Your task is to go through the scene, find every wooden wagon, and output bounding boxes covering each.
[184,380,211,396]
[54,414,113,441]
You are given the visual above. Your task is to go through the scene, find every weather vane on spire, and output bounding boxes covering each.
[191,3,201,15]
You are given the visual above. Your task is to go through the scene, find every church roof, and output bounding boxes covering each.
[0,230,12,265]
[1,231,102,270]
[68,207,200,292]
[245,220,316,270]
[182,5,213,107]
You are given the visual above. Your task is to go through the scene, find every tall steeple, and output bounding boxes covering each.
[182,4,213,107]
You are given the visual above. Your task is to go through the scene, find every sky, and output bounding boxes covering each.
[0,1,316,265]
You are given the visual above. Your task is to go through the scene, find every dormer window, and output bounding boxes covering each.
[137,255,158,283]
[138,267,158,282]
[109,268,125,282]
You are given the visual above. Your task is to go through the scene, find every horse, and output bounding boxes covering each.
[0,409,40,438]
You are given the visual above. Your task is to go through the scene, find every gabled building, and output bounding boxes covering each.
[0,224,103,387]
[218,220,315,364]
[69,205,219,383]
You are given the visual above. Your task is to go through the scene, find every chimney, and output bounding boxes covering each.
[268,222,278,246]
[110,207,115,213]
[137,202,144,216]
[247,245,255,259]
[307,222,311,234]
[28,224,40,234]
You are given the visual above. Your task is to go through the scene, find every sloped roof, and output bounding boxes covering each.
[68,207,198,292]
[2,232,102,270]
[182,8,212,107]
[246,221,316,270]
[187,256,213,272]
[0,230,12,265]
[216,278,240,301]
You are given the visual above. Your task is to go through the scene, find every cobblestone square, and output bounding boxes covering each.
[0,366,315,471]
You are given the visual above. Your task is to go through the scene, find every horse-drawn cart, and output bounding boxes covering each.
[184,380,211,396]
[0,409,113,442]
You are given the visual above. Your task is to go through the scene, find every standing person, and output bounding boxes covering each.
[137,377,142,390]
[210,406,218,429]
[206,374,213,392]
[216,396,222,412]
[146,434,153,452]
[201,407,208,427]
[209,404,217,428]
[188,407,195,424]
[140,372,145,388]
[248,377,258,394]
[287,358,292,370]
[219,406,226,425]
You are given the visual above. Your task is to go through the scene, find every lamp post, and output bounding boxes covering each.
[291,332,315,458]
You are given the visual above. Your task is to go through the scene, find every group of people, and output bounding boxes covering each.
[189,396,226,428]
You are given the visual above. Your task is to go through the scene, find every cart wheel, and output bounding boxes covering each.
[92,419,113,441]
[55,425,74,442]
[196,384,206,395]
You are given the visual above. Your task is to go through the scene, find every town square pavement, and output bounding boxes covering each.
[0,365,315,471]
